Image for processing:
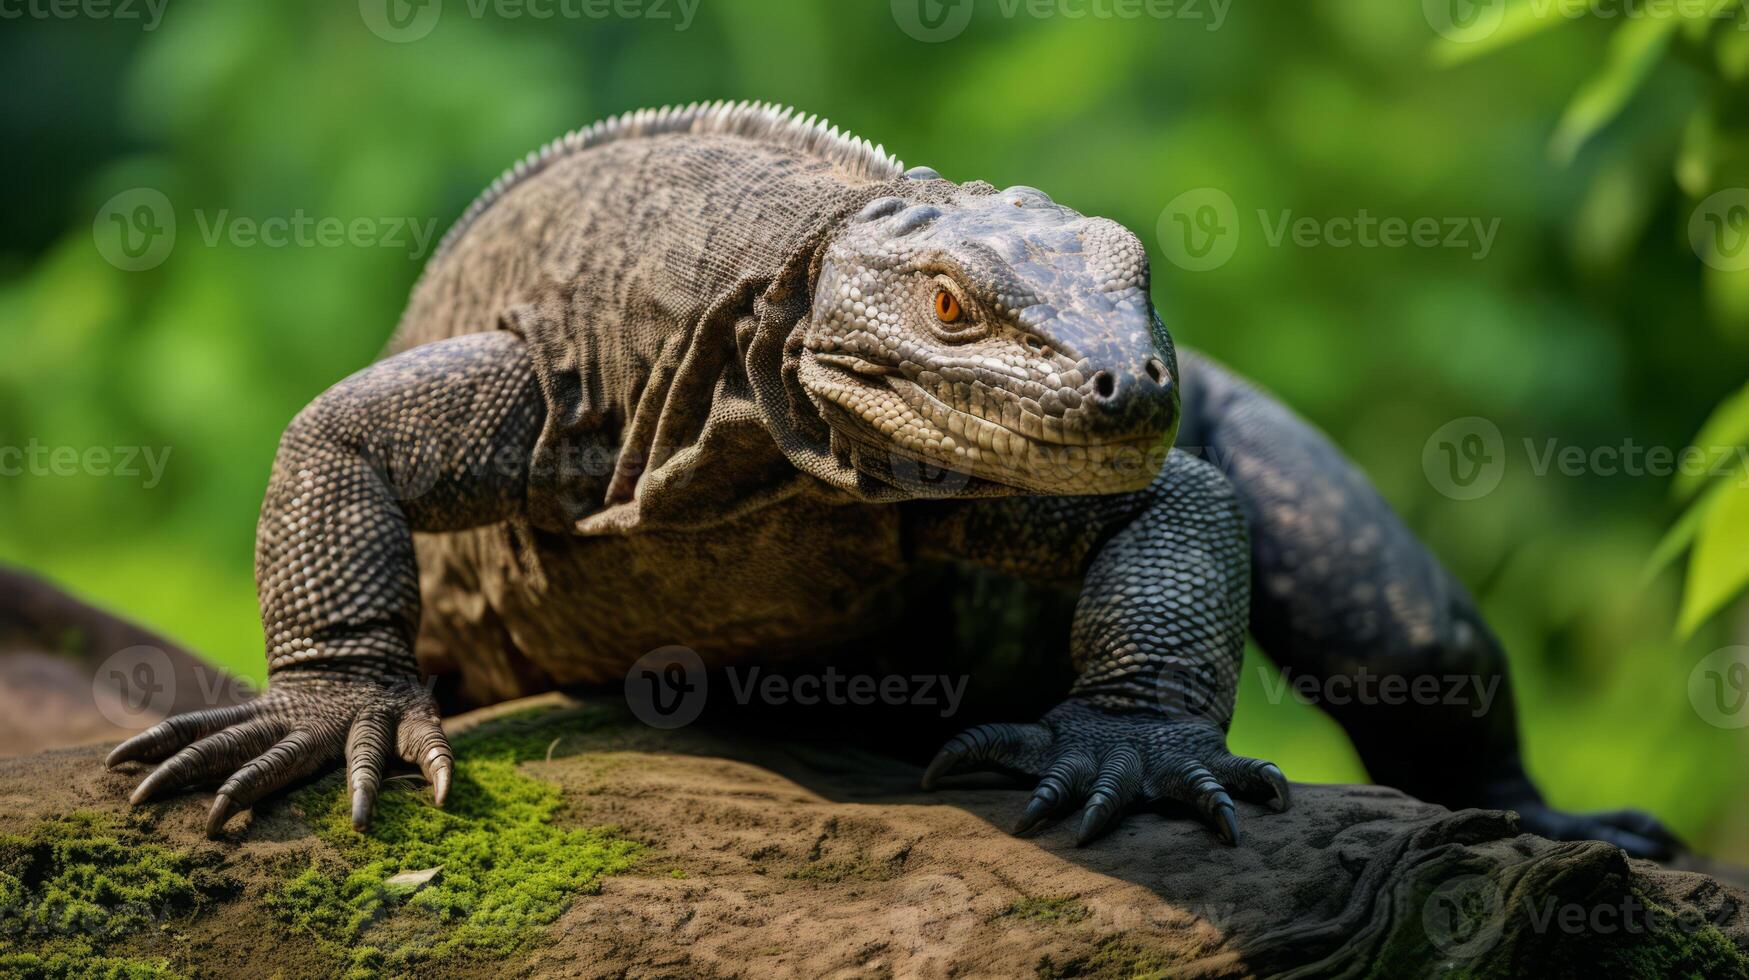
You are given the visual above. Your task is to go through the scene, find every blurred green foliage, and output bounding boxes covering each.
[1,1,1746,856]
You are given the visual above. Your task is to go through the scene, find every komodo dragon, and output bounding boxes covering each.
[106,101,1679,856]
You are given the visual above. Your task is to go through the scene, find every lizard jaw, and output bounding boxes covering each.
[798,354,1168,495]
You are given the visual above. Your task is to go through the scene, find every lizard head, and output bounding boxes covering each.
[798,180,1178,496]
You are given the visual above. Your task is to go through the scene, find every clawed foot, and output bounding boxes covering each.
[1504,800,1684,860]
[107,675,453,837]
[921,700,1289,846]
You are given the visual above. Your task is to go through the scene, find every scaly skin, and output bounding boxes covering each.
[107,101,1678,858]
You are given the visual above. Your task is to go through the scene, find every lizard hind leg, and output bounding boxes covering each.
[1176,350,1683,859]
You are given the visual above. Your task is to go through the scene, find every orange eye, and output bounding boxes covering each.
[934,288,962,324]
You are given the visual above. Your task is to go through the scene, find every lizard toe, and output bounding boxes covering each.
[108,703,261,769]
[393,696,454,808]
[209,727,345,837]
[921,722,1052,790]
[129,716,285,805]
[1012,749,1096,835]
[1209,753,1292,813]
[1150,761,1242,847]
[1075,745,1143,846]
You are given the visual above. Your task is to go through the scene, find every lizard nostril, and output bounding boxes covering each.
[1144,356,1167,386]
[1092,371,1116,400]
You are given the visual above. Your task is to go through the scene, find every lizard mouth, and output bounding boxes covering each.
[800,352,1170,494]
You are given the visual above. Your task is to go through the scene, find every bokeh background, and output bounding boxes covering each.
[2,1,1747,856]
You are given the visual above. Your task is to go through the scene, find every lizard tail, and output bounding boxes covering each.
[0,564,244,757]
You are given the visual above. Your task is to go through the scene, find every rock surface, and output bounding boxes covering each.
[1,691,1746,978]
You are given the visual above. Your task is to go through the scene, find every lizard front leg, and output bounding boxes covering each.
[914,451,1288,846]
[107,331,543,836]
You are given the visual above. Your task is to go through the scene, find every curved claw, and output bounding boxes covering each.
[208,729,343,837]
[1212,801,1239,846]
[109,704,258,769]
[396,708,454,808]
[346,703,395,831]
[922,723,1050,790]
[1013,750,1095,835]
[1076,745,1143,847]
[429,753,453,808]
[206,793,235,838]
[1209,753,1291,815]
[129,718,283,805]
[1259,763,1291,813]
[1175,763,1241,847]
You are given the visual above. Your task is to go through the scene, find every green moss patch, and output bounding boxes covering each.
[270,706,643,977]
[1001,895,1091,924]
[0,811,224,980]
[1035,937,1171,979]
[1583,888,1749,980]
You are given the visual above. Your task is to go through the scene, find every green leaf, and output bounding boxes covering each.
[1676,103,1718,197]
[1681,0,1738,42]
[1703,262,1749,344]
[1719,15,1749,80]
[1674,380,1749,501]
[1428,0,1581,68]
[1678,479,1749,636]
[1549,16,1682,165]
[1646,477,1731,582]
